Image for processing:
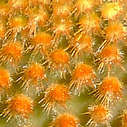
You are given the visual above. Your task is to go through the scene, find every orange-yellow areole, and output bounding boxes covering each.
[50,113,79,127]
[41,84,70,113]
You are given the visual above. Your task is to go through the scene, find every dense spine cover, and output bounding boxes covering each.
[0,0,127,127]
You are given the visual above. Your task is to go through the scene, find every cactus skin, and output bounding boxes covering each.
[0,0,127,127]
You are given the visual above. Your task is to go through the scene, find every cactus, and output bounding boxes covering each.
[0,0,127,127]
